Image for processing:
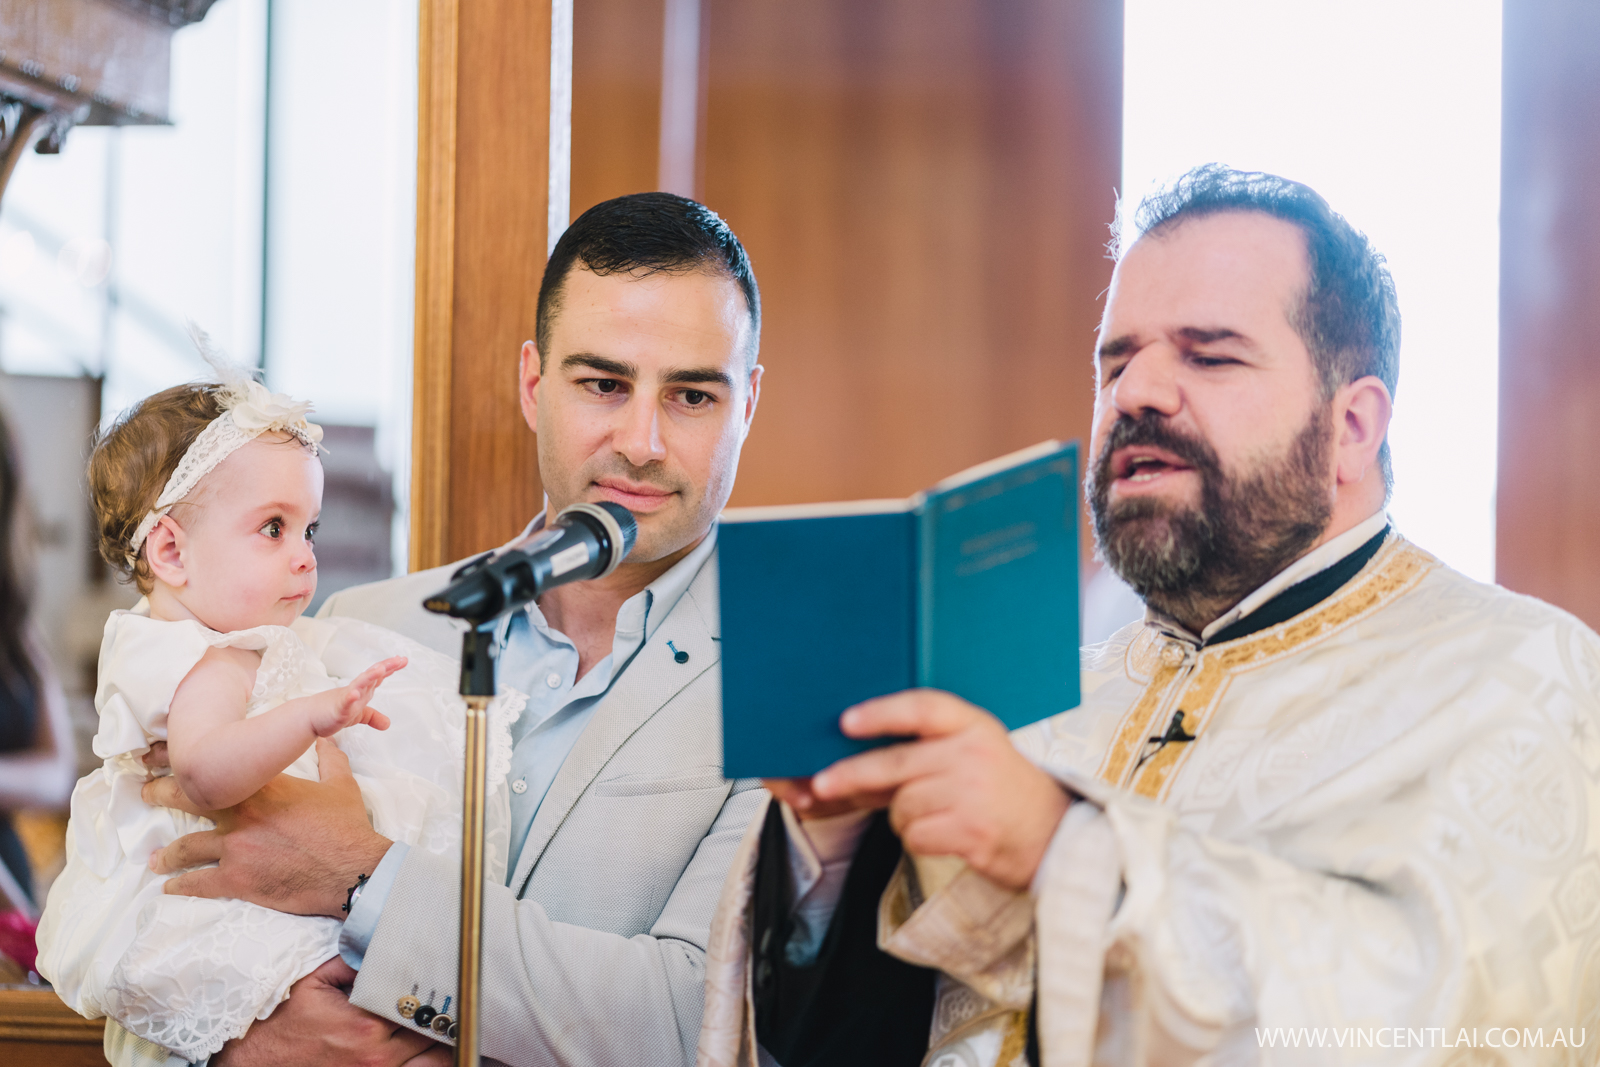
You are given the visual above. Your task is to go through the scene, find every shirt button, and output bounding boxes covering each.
[546,672,561,689]
[511,779,528,794]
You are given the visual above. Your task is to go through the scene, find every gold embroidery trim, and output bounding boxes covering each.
[923,1007,1031,1067]
[1095,655,1183,788]
[1098,539,1437,799]
[994,1009,1031,1067]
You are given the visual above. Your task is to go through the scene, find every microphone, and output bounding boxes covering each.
[422,501,638,624]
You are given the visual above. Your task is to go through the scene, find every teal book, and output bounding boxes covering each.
[718,440,1081,779]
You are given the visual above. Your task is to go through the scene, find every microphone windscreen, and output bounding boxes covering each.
[595,501,639,556]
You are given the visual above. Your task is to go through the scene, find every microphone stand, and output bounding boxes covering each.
[426,502,637,1066]
[455,623,496,1067]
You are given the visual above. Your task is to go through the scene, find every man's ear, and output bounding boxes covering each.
[144,514,189,589]
[740,364,764,442]
[519,340,543,434]
[1332,375,1393,486]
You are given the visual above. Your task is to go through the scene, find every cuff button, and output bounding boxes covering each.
[430,1014,452,1034]
[448,1022,459,1040]
[414,1005,437,1027]
[397,995,420,1019]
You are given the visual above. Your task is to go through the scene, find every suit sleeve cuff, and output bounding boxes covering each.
[339,841,410,970]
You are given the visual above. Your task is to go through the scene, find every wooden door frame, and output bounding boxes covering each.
[411,0,573,572]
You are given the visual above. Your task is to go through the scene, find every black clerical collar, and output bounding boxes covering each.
[1202,525,1391,647]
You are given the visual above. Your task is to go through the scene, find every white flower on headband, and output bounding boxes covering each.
[223,378,324,447]
[125,325,324,567]
[191,324,324,448]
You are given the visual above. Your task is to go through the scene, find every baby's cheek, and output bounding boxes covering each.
[230,566,286,625]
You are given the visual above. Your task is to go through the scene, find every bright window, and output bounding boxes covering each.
[1122,0,1503,581]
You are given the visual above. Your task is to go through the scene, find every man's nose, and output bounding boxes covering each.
[1110,346,1183,420]
[614,395,668,467]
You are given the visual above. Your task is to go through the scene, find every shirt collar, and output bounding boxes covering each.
[637,525,718,642]
[500,512,717,644]
[1145,510,1392,645]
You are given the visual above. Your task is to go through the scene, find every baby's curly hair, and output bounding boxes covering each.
[89,384,225,594]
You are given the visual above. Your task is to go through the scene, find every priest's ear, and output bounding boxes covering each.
[1332,375,1394,487]
[144,515,191,589]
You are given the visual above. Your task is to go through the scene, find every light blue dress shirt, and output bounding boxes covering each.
[339,526,718,969]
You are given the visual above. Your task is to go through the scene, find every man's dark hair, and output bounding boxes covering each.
[536,191,761,369]
[1120,164,1401,490]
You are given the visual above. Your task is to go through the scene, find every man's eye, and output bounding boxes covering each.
[682,390,710,406]
[592,379,621,394]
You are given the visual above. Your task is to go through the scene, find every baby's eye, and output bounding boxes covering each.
[262,519,283,539]
[305,522,319,544]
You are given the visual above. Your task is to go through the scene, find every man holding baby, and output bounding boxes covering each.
[111,192,766,1066]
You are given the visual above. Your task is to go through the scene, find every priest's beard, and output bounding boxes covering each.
[1088,405,1335,631]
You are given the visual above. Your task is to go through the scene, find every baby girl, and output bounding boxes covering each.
[36,340,519,1060]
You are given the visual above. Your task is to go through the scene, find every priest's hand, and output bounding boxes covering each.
[213,957,439,1067]
[762,777,875,820]
[801,689,1071,891]
[143,738,392,919]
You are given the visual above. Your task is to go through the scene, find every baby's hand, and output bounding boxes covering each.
[313,656,407,737]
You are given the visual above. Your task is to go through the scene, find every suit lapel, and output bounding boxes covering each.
[510,554,722,894]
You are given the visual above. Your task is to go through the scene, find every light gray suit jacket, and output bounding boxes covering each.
[320,546,764,1066]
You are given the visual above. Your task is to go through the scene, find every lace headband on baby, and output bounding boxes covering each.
[126,326,325,568]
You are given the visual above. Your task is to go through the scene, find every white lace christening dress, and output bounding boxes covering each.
[35,605,522,1060]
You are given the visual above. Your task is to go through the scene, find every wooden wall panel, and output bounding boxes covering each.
[570,0,664,217]
[699,0,1122,541]
[412,0,557,570]
[562,0,1122,549]
[1497,1,1600,627]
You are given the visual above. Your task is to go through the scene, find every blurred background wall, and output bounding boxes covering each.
[1497,0,1600,629]
[0,0,416,777]
[571,0,1122,521]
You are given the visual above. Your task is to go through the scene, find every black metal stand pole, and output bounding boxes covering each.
[455,624,496,1067]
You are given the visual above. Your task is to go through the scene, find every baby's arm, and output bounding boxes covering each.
[167,648,407,810]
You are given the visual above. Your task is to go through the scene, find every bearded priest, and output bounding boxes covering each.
[696,165,1600,1067]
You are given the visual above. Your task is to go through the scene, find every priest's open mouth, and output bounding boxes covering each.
[1110,445,1195,490]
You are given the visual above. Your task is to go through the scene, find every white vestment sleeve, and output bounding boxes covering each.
[1032,767,1505,1065]
[877,756,1584,1066]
